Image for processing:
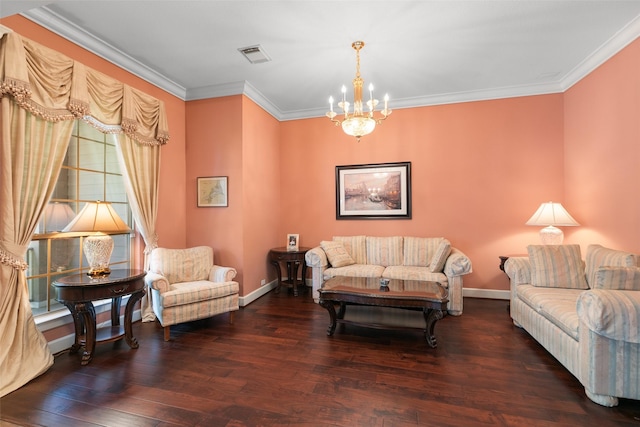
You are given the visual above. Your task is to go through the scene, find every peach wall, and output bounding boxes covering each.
[1,16,188,250]
[241,97,281,294]
[280,95,565,291]
[185,97,244,285]
[565,38,640,254]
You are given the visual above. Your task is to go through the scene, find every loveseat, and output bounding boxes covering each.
[305,236,472,315]
[504,244,640,407]
[146,246,240,341]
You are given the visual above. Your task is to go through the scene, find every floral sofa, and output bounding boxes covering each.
[504,244,640,407]
[305,236,472,315]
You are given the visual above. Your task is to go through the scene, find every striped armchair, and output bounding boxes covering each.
[145,246,239,341]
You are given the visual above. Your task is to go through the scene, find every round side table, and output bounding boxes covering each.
[269,247,310,296]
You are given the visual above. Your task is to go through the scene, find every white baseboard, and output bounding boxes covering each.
[463,287,510,300]
[240,279,278,306]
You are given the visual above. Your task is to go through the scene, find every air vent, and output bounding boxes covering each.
[238,45,271,64]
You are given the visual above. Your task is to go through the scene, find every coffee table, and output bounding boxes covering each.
[317,277,449,348]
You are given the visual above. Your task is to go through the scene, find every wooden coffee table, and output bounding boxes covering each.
[318,277,448,348]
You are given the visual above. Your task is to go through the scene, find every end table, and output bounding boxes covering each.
[53,269,146,365]
[269,247,310,296]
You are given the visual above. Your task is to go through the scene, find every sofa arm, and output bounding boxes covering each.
[504,257,531,286]
[577,289,640,343]
[305,246,328,268]
[144,271,171,294]
[443,248,472,277]
[210,265,237,282]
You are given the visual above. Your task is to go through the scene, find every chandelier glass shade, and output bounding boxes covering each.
[327,41,391,141]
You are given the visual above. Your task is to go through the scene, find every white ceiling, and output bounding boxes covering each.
[3,1,640,121]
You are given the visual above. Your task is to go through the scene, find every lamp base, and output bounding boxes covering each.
[83,234,114,277]
[539,226,564,245]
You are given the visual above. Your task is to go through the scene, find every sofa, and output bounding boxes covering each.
[145,246,240,341]
[504,244,640,407]
[305,236,472,315]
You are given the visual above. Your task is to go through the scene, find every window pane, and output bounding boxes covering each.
[106,174,127,202]
[79,170,105,201]
[105,144,119,174]
[78,120,105,141]
[52,168,77,201]
[79,139,105,171]
[111,234,131,265]
[26,241,48,276]
[28,277,49,316]
[52,238,80,272]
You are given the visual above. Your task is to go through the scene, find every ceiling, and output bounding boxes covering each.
[2,1,640,121]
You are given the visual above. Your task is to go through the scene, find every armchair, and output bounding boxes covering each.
[145,246,239,341]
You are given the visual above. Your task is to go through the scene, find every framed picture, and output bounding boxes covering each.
[336,162,411,219]
[197,176,228,207]
[287,233,299,251]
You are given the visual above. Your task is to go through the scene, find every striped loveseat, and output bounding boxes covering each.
[145,246,239,341]
[505,244,640,407]
[305,236,472,315]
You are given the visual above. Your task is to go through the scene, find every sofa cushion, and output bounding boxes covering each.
[593,266,640,291]
[150,246,213,284]
[366,236,403,267]
[320,240,355,268]
[383,265,447,284]
[429,239,452,273]
[333,235,367,264]
[527,244,588,289]
[585,244,637,288]
[324,264,385,279]
[516,284,583,340]
[403,237,442,266]
[161,280,239,308]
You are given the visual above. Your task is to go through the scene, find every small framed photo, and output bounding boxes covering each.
[197,176,228,207]
[287,234,299,251]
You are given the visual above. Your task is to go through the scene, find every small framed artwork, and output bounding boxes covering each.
[197,176,228,207]
[336,161,411,219]
[287,234,299,251]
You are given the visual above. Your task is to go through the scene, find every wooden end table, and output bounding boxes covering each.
[318,276,449,348]
[269,247,310,296]
[53,269,146,365]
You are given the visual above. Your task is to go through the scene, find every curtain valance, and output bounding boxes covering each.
[0,31,169,146]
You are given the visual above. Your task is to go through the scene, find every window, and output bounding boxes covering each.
[27,120,133,316]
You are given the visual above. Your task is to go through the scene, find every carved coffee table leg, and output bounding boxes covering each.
[124,289,145,349]
[319,299,337,336]
[337,301,347,319]
[423,308,444,348]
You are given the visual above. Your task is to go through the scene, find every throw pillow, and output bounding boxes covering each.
[429,239,452,273]
[594,266,640,290]
[585,244,637,288]
[320,240,355,268]
[527,244,588,289]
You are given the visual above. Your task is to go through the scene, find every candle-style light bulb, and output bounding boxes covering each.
[341,85,346,103]
[384,93,389,110]
[329,96,334,112]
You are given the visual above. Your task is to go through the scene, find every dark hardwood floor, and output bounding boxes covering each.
[1,290,639,426]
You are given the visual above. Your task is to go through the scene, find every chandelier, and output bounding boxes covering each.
[326,41,391,142]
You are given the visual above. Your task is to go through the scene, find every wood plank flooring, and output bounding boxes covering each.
[1,290,639,426]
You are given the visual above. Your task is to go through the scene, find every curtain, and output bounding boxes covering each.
[115,133,160,321]
[0,29,169,397]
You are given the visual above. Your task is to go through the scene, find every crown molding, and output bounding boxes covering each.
[21,7,187,100]
[22,6,640,121]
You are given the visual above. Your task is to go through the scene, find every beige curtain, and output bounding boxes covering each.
[115,133,160,321]
[0,30,169,397]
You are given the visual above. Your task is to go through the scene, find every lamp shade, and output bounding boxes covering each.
[44,202,75,232]
[63,201,130,277]
[525,202,579,226]
[63,201,130,233]
[526,202,579,245]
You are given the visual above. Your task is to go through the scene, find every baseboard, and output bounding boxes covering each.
[240,279,278,306]
[463,287,510,300]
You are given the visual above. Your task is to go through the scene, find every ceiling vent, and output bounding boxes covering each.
[238,45,271,64]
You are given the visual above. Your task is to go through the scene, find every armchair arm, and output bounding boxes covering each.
[305,246,328,268]
[443,248,472,277]
[210,265,237,282]
[144,271,171,294]
[504,257,531,286]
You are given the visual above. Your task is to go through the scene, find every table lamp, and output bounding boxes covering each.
[43,202,76,232]
[63,201,130,277]
[525,201,579,245]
